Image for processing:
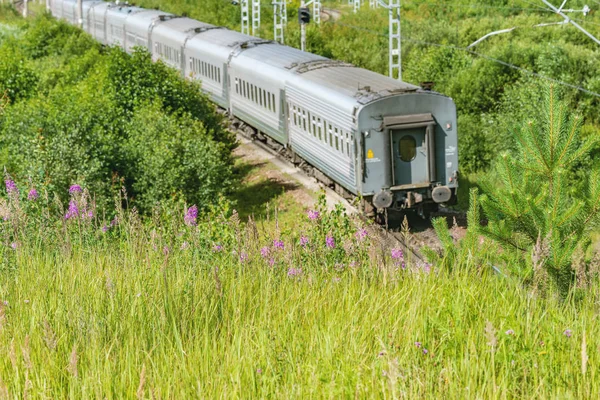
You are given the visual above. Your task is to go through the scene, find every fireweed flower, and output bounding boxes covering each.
[355,228,368,241]
[422,349,429,355]
[505,329,515,336]
[300,236,309,247]
[5,179,17,195]
[64,200,79,220]
[180,242,190,250]
[325,236,335,249]
[564,329,572,338]
[422,263,432,274]
[184,205,198,226]
[391,248,403,260]
[213,244,223,252]
[10,242,17,250]
[27,188,39,201]
[414,342,422,348]
[307,210,320,220]
[239,252,248,263]
[261,246,270,258]
[268,258,275,267]
[68,184,82,194]
[101,225,109,233]
[287,267,302,277]
[273,239,284,250]
[110,217,118,227]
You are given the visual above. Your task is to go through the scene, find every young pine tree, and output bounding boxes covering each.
[479,85,600,295]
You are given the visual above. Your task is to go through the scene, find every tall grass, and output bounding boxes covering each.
[0,181,598,398]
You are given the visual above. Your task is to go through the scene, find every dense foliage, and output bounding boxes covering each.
[0,180,599,397]
[0,15,236,213]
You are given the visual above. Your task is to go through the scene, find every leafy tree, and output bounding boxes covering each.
[478,85,600,295]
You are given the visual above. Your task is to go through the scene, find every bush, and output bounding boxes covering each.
[0,15,235,214]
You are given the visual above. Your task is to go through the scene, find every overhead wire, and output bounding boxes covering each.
[323,19,600,98]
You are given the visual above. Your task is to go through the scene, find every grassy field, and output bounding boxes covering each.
[0,183,597,399]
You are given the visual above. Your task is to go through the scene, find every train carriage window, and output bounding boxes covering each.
[262,90,267,109]
[317,118,323,140]
[272,94,276,113]
[267,92,272,111]
[302,110,307,131]
[332,127,338,147]
[346,132,351,155]
[218,68,221,83]
[399,135,417,162]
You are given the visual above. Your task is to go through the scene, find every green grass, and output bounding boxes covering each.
[0,190,598,398]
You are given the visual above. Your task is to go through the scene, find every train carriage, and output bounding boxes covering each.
[49,0,459,216]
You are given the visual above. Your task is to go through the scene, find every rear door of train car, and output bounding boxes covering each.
[386,114,436,187]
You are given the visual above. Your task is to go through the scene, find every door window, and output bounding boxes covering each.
[399,135,417,162]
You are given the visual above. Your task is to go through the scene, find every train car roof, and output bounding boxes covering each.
[240,43,326,69]
[153,17,215,35]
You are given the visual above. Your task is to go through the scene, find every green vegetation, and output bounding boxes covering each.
[0,181,599,398]
[0,13,235,214]
[2,6,600,396]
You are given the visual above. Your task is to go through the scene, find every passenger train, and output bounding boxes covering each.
[48,0,459,217]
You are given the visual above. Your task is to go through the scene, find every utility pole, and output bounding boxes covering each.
[273,0,287,44]
[241,0,250,35]
[77,0,83,28]
[541,1,599,45]
[313,0,321,24]
[377,0,401,80]
[252,0,260,36]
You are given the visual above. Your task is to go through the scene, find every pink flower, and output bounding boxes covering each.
[213,244,223,252]
[5,179,18,195]
[260,246,270,258]
[505,329,515,336]
[307,210,320,220]
[564,329,572,338]
[355,228,368,240]
[273,239,284,250]
[184,205,198,226]
[300,236,309,247]
[325,236,335,248]
[287,267,302,277]
[68,184,82,194]
[27,188,39,200]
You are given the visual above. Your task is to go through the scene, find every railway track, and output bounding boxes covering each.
[230,118,465,265]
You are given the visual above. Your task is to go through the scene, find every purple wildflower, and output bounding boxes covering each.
[422,263,432,274]
[355,228,368,241]
[307,210,320,221]
[5,179,18,195]
[213,244,223,252]
[378,351,386,357]
[101,225,109,233]
[414,342,422,348]
[268,258,275,267]
[83,209,93,219]
[300,236,309,247]
[64,200,79,220]
[564,329,572,338]
[184,205,198,226]
[27,188,39,201]
[260,246,270,258]
[239,252,248,263]
[391,248,403,260]
[10,242,17,250]
[325,236,335,249]
[256,368,262,374]
[180,241,189,250]
[110,217,118,227]
[68,184,82,194]
[505,329,515,336]
[422,349,429,355]
[273,239,284,250]
[287,267,302,277]
[333,277,341,283]
[163,246,170,256]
